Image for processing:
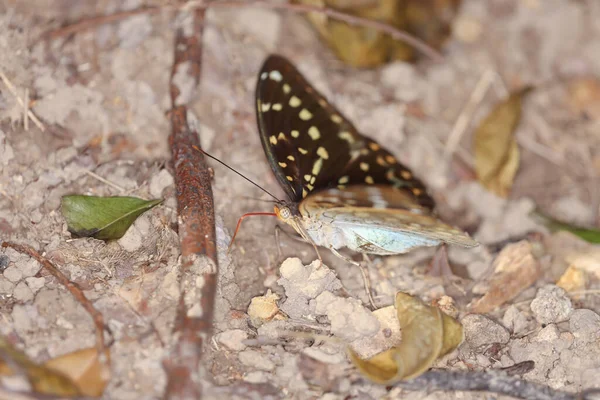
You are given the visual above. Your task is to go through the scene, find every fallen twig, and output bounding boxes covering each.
[0,70,45,132]
[42,0,443,62]
[392,365,595,400]
[161,6,218,400]
[1,242,106,357]
[444,69,494,160]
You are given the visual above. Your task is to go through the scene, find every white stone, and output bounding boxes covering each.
[238,349,275,371]
[25,277,45,294]
[118,224,143,252]
[530,285,573,324]
[13,282,33,302]
[216,329,248,351]
[314,291,379,342]
[21,258,41,278]
[462,314,510,347]
[3,266,22,283]
[149,169,174,198]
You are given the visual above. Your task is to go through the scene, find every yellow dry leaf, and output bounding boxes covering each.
[474,88,531,197]
[349,292,463,384]
[0,336,80,396]
[556,265,587,295]
[294,0,460,67]
[44,347,111,397]
[0,337,110,398]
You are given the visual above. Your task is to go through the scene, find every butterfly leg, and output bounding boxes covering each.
[274,224,323,266]
[328,247,376,310]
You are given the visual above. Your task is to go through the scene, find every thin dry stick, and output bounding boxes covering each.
[1,242,106,356]
[444,69,495,159]
[162,6,218,400]
[392,367,597,400]
[42,0,443,62]
[0,71,45,132]
[82,169,126,192]
[24,88,29,131]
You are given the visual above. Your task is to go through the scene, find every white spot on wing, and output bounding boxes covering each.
[269,70,283,81]
[299,108,313,121]
[316,146,329,159]
[261,103,271,112]
[312,158,323,175]
[338,131,354,143]
[308,126,321,140]
[289,96,301,107]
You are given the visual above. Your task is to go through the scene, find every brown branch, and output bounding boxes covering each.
[1,242,106,357]
[41,0,443,62]
[161,6,218,400]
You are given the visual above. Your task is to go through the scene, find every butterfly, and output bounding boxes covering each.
[246,54,477,260]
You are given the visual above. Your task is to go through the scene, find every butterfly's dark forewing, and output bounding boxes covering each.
[255,55,434,210]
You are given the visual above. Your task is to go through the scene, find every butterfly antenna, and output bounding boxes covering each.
[193,145,281,202]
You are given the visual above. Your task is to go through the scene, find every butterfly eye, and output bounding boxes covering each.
[278,206,292,220]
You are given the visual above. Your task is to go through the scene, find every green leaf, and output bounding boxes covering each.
[61,196,162,240]
[532,210,600,244]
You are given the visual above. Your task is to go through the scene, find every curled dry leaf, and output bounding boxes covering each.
[349,292,463,384]
[558,249,600,295]
[469,240,541,314]
[44,347,111,397]
[0,337,109,397]
[474,88,531,197]
[61,195,162,240]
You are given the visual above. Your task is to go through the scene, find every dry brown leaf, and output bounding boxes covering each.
[349,292,463,383]
[0,336,80,396]
[0,337,110,398]
[44,347,111,397]
[558,249,600,296]
[474,88,531,197]
[556,265,587,295]
[294,0,460,67]
[470,240,541,313]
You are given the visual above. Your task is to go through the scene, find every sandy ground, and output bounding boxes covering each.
[1,0,600,399]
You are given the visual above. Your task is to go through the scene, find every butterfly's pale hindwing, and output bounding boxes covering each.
[299,185,478,254]
[256,55,434,209]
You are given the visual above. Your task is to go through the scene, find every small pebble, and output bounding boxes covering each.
[238,349,275,371]
[3,266,23,283]
[569,309,600,344]
[462,314,510,347]
[216,329,248,351]
[13,282,34,302]
[25,277,45,294]
[530,285,573,324]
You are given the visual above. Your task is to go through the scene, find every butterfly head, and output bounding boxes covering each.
[273,202,300,224]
